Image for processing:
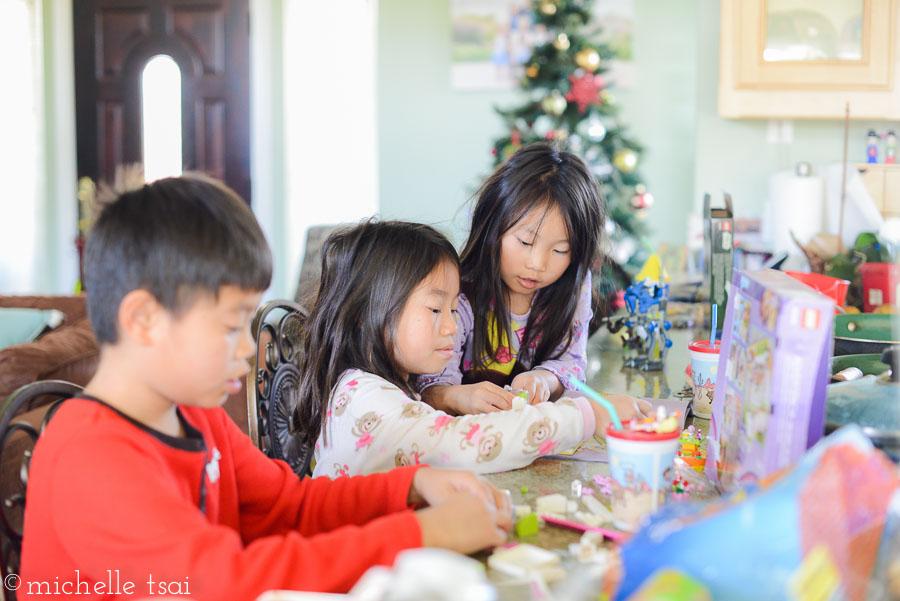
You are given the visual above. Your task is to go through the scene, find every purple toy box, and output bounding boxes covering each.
[705,269,835,492]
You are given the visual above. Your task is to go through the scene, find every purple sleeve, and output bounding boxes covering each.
[534,272,592,388]
[416,293,473,390]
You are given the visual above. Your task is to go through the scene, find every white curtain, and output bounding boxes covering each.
[0,0,42,293]
[282,0,379,295]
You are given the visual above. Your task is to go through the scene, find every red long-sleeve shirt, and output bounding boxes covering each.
[21,397,423,600]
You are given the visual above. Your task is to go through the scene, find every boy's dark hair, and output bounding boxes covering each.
[460,142,606,370]
[84,174,273,344]
[294,220,459,447]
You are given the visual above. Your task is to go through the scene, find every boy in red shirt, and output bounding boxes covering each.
[20,175,511,600]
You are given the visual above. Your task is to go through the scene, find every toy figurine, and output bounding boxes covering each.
[602,255,673,371]
[867,129,880,163]
[886,130,897,164]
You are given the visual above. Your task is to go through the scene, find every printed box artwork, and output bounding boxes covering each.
[706,269,835,492]
[703,193,733,331]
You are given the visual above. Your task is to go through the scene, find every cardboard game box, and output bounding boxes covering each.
[705,269,835,492]
[704,193,733,331]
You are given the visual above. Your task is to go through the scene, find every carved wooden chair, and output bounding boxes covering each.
[248,300,314,478]
[0,380,82,600]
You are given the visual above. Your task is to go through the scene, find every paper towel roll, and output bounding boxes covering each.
[768,171,825,256]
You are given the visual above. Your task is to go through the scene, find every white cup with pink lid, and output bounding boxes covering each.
[605,413,681,531]
[689,339,721,419]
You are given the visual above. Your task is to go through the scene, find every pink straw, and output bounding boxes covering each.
[540,514,628,543]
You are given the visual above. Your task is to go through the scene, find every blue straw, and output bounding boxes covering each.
[710,304,717,346]
[567,375,623,430]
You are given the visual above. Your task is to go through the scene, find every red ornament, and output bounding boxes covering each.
[511,130,522,145]
[565,73,604,114]
[630,185,655,210]
[491,147,498,155]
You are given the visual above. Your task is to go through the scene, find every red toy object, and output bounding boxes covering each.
[798,443,899,601]
[784,271,849,312]
[859,262,900,313]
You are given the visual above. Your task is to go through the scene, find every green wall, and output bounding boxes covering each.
[377,0,896,251]
[377,0,519,246]
[693,0,893,220]
[42,0,78,293]
[615,0,699,245]
[377,0,700,248]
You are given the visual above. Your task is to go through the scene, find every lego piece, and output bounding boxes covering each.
[570,531,612,563]
[513,504,532,519]
[488,544,564,583]
[593,475,613,496]
[570,478,583,498]
[515,512,540,538]
[581,494,614,521]
[535,493,568,515]
[507,388,529,410]
[574,511,605,527]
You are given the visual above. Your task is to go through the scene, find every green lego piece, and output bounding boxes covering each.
[515,512,539,538]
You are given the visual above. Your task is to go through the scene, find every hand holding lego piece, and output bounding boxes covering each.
[589,394,653,436]
[411,467,513,555]
[409,467,511,515]
[421,381,514,414]
[510,369,560,404]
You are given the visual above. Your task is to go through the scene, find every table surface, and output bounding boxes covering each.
[583,316,703,401]
[482,319,712,589]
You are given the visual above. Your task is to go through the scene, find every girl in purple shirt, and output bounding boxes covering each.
[419,143,606,414]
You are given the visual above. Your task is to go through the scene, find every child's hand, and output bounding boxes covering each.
[409,467,512,522]
[510,369,562,404]
[587,394,653,436]
[410,468,512,554]
[415,492,510,555]
[423,383,514,414]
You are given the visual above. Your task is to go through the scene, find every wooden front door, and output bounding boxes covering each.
[73,0,251,203]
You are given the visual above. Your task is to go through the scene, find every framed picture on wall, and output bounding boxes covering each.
[450,0,545,90]
[590,0,634,89]
[450,0,634,91]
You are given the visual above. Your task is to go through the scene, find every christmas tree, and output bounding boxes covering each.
[490,0,652,320]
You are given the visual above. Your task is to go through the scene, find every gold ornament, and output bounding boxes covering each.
[541,90,568,116]
[574,48,600,72]
[539,0,558,15]
[525,63,540,78]
[553,33,570,51]
[612,148,638,173]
